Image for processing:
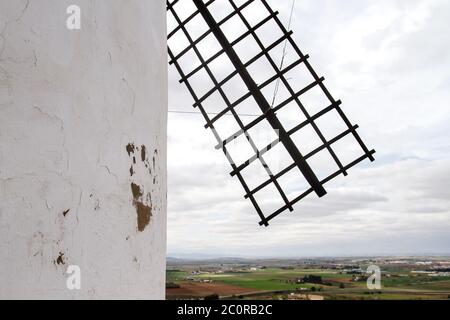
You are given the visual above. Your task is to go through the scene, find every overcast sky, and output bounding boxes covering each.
[166,0,450,258]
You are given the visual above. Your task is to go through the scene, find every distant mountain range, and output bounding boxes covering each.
[167,254,450,266]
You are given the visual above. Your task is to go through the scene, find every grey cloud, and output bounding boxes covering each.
[167,0,450,257]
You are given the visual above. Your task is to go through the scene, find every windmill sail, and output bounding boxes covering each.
[167,0,375,226]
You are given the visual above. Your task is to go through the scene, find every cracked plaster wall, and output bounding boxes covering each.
[0,0,167,299]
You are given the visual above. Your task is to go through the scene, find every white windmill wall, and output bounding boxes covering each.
[0,0,167,299]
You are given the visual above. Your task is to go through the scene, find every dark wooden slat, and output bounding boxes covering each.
[260,0,375,163]
[193,31,293,112]
[230,100,344,177]
[178,12,279,82]
[172,11,278,70]
[167,8,270,226]
[215,75,322,153]
[170,1,293,218]
[203,45,302,129]
[259,150,376,226]
[245,125,360,200]
[193,0,326,198]
[230,0,347,177]
[168,0,216,40]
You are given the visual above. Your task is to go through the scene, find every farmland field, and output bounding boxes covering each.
[166,257,450,300]
[167,281,255,298]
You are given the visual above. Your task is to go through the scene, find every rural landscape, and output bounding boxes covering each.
[166,256,450,300]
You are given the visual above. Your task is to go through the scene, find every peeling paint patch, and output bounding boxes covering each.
[126,142,154,232]
[89,194,101,211]
[141,145,146,162]
[126,143,135,156]
[130,183,152,232]
[55,252,65,265]
[94,199,100,211]
[135,201,151,231]
[131,182,143,199]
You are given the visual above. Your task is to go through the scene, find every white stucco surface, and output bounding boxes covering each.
[0,0,167,299]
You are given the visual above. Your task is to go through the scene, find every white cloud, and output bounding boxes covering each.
[167,0,450,257]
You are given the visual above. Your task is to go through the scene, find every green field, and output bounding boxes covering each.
[166,270,188,282]
[166,266,450,300]
[194,268,336,291]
